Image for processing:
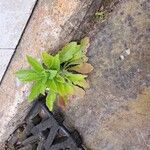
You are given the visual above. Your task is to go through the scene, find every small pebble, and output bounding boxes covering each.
[120,55,124,60]
[125,49,130,55]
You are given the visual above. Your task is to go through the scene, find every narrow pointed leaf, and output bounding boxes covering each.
[71,49,83,61]
[47,79,57,92]
[56,82,65,96]
[16,69,42,82]
[66,59,83,67]
[42,52,53,68]
[28,78,47,102]
[64,84,74,94]
[46,92,56,111]
[27,55,43,72]
[73,79,89,89]
[55,74,65,83]
[51,54,60,70]
[48,70,57,79]
[65,72,87,82]
[59,42,80,63]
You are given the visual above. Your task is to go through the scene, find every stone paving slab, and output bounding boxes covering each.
[0,0,37,81]
[0,49,14,80]
[0,0,37,49]
[65,0,150,149]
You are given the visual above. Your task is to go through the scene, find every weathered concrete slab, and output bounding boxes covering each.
[0,0,37,48]
[65,0,150,149]
[0,49,14,80]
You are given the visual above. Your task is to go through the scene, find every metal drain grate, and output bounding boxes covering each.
[5,97,85,150]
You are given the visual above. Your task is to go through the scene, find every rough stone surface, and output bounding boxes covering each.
[65,0,150,149]
[0,0,37,48]
[0,49,14,80]
[0,0,93,148]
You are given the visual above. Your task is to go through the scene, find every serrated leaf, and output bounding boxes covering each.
[71,49,83,61]
[16,69,42,82]
[47,79,57,92]
[40,80,47,95]
[55,74,65,83]
[42,52,53,68]
[66,49,88,67]
[59,42,80,63]
[56,82,65,96]
[64,83,74,94]
[46,91,56,111]
[66,37,89,65]
[65,72,87,82]
[51,54,60,70]
[28,78,47,102]
[66,59,83,67]
[73,79,89,89]
[69,63,94,74]
[48,70,57,79]
[27,55,43,72]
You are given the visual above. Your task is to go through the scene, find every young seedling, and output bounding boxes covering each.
[95,11,107,19]
[16,37,93,111]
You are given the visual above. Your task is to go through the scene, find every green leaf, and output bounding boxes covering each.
[47,79,57,92]
[47,70,57,79]
[42,52,60,71]
[42,52,53,68]
[27,55,43,72]
[68,37,89,65]
[55,81,74,96]
[71,49,83,61]
[51,54,60,70]
[66,59,83,67]
[59,42,80,63]
[16,69,42,82]
[64,84,74,94]
[55,74,65,83]
[28,79,47,101]
[69,55,88,65]
[46,91,56,111]
[56,82,65,96]
[73,79,89,89]
[65,72,87,82]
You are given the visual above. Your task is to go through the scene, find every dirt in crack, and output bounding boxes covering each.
[73,0,121,40]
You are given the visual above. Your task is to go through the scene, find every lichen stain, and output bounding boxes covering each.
[111,88,149,129]
[129,88,150,117]
[94,88,150,148]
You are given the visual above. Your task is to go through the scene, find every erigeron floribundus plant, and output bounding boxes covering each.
[16,37,93,111]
